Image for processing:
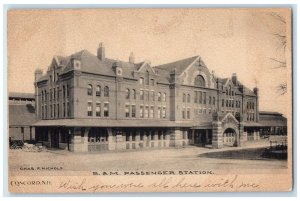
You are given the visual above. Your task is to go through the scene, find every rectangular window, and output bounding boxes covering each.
[145,91,149,101]
[157,107,161,118]
[182,109,185,119]
[187,108,190,119]
[63,103,65,117]
[150,91,155,101]
[140,105,144,118]
[57,87,59,100]
[54,88,56,100]
[203,92,206,104]
[145,106,149,118]
[209,96,211,105]
[125,104,130,117]
[150,79,154,86]
[150,106,154,118]
[67,85,70,97]
[104,103,109,117]
[53,104,56,118]
[50,89,52,101]
[140,90,144,100]
[132,105,136,118]
[213,97,216,105]
[162,107,166,118]
[96,102,101,117]
[41,105,43,118]
[67,101,70,117]
[194,91,198,103]
[57,104,59,118]
[199,91,202,104]
[50,105,52,118]
[87,102,93,116]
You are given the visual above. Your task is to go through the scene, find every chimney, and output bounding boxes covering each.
[129,52,135,63]
[97,42,105,61]
[232,73,237,85]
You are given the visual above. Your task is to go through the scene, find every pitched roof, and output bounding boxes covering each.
[62,50,138,79]
[9,104,37,126]
[154,56,199,75]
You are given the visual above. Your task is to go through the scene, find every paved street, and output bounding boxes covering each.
[9,140,287,176]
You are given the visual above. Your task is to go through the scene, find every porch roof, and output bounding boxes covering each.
[243,122,263,127]
[32,119,194,128]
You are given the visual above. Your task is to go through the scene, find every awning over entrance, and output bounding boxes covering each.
[32,119,194,128]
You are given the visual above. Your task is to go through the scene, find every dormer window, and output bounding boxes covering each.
[150,79,155,86]
[139,77,144,85]
[145,71,150,85]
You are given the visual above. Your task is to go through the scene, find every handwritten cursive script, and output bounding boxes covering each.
[58,175,260,192]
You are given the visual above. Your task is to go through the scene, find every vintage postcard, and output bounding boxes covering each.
[7,8,293,193]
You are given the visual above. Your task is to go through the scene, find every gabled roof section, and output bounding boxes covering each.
[62,50,115,77]
[137,61,156,74]
[154,56,199,75]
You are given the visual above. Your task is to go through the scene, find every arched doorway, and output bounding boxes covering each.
[223,128,237,147]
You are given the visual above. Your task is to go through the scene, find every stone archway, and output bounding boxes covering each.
[223,128,237,147]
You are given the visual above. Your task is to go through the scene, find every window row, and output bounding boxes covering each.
[139,72,155,86]
[87,102,109,117]
[87,84,109,97]
[125,130,168,141]
[182,108,191,119]
[41,85,70,103]
[225,86,235,96]
[40,102,70,119]
[247,102,255,110]
[193,91,208,104]
[139,90,167,102]
[247,113,255,121]
[193,108,216,115]
[222,99,241,108]
[138,105,166,119]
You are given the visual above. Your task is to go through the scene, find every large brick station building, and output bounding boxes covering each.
[33,43,261,152]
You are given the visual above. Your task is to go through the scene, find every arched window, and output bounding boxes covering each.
[158,92,162,101]
[187,94,190,103]
[183,93,186,102]
[126,88,130,99]
[96,85,101,96]
[194,75,205,87]
[145,71,149,85]
[87,84,93,96]
[132,89,136,99]
[104,86,109,97]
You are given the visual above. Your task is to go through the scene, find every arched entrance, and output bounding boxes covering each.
[223,128,237,147]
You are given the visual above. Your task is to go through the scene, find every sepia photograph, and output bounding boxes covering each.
[6,7,293,193]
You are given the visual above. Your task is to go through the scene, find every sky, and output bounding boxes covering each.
[7,8,292,117]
